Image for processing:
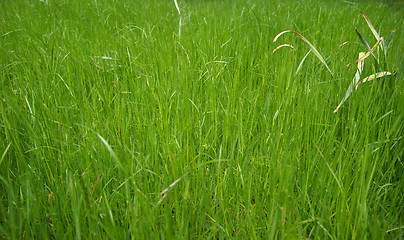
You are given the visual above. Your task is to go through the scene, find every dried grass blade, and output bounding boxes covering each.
[355,71,392,90]
[333,52,365,113]
[355,28,377,60]
[273,30,333,76]
[339,41,349,48]
[386,226,404,233]
[354,36,383,63]
[156,173,188,207]
[272,44,297,56]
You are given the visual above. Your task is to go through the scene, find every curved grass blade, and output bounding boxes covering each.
[333,52,365,113]
[355,28,377,60]
[355,71,392,90]
[296,49,312,75]
[97,133,124,171]
[272,44,297,56]
[354,37,384,63]
[273,30,333,76]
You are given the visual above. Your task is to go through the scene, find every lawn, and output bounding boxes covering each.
[0,0,403,239]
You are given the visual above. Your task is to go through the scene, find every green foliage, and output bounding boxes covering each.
[0,0,403,239]
[273,11,401,113]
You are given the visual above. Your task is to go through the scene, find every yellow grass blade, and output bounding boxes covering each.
[273,30,333,76]
[271,44,297,56]
[339,41,349,48]
[355,72,392,90]
[355,28,378,60]
[354,37,383,63]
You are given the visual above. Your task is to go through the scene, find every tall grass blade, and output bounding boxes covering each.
[361,12,381,41]
[355,72,392,90]
[355,28,377,60]
[360,11,385,53]
[333,52,365,113]
[273,30,333,76]
[174,0,181,15]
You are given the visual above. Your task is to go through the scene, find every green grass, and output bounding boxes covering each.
[0,0,403,239]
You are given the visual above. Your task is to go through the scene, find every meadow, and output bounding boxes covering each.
[0,0,403,239]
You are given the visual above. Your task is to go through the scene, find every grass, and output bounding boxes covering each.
[0,0,403,239]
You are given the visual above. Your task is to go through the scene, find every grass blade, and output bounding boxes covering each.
[296,49,312,75]
[384,30,396,50]
[361,12,381,42]
[273,30,333,76]
[272,44,297,56]
[354,37,384,63]
[173,0,181,15]
[97,133,124,171]
[360,11,386,54]
[333,52,365,113]
[339,41,350,48]
[178,17,182,39]
[355,71,392,90]
[355,28,377,60]
[156,173,188,207]
[386,226,404,234]
[0,143,11,167]
[398,54,404,81]
[173,0,182,38]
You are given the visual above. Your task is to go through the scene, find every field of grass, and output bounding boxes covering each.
[1,0,403,239]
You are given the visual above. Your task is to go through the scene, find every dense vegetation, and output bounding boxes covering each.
[0,0,403,238]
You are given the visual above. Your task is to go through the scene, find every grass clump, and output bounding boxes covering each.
[0,0,403,239]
